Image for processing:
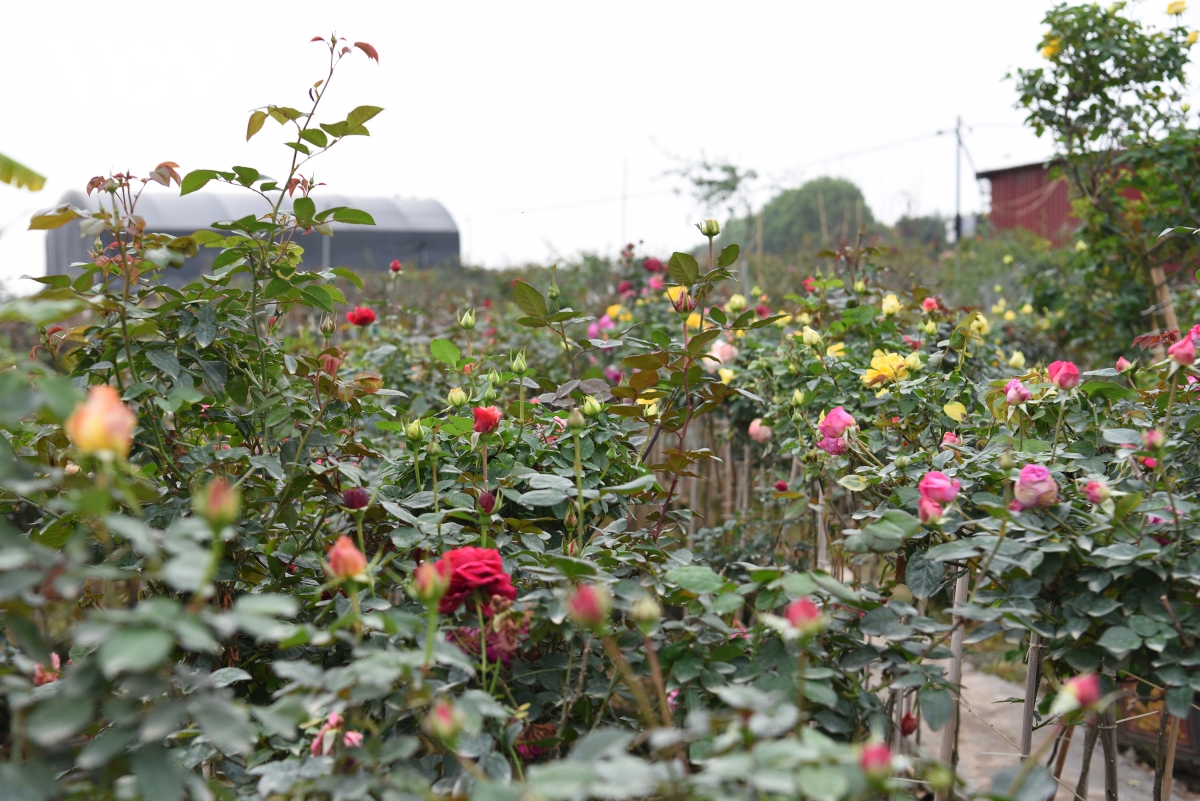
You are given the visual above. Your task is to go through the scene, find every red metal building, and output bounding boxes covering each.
[976,161,1075,244]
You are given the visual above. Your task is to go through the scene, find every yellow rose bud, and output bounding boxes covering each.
[880,294,901,315]
[791,389,805,406]
[718,368,735,384]
[802,326,822,346]
[726,294,747,313]
[904,351,923,372]
[65,386,136,459]
[447,387,468,407]
[696,219,720,237]
[459,309,476,330]
[1188,30,1199,45]
[1008,350,1026,369]
[582,396,603,416]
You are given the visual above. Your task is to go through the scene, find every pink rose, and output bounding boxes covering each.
[1168,335,1195,365]
[1014,464,1058,508]
[748,419,773,444]
[817,435,848,456]
[918,471,960,504]
[1116,356,1134,372]
[941,432,959,448]
[1004,378,1031,405]
[343,730,364,748]
[818,406,856,438]
[1047,360,1080,390]
[922,297,938,312]
[918,496,943,525]
[648,275,664,290]
[860,742,893,780]
[587,322,601,339]
[785,597,823,634]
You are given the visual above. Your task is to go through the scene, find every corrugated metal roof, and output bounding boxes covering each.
[59,190,457,234]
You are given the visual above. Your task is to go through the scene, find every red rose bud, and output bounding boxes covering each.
[342,487,371,510]
[774,480,789,492]
[672,288,696,313]
[327,535,367,580]
[473,405,502,434]
[424,699,465,746]
[860,742,893,780]
[755,304,770,318]
[389,259,403,273]
[1047,360,1080,390]
[901,711,918,737]
[785,597,823,635]
[567,584,612,632]
[194,477,242,531]
[478,491,496,514]
[412,560,451,605]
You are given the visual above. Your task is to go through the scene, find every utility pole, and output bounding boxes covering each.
[954,116,963,243]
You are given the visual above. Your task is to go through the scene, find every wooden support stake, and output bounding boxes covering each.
[1020,632,1042,760]
[936,573,969,801]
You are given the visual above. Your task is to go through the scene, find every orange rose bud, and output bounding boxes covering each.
[193,477,241,531]
[65,386,136,458]
[412,560,451,605]
[327,536,367,580]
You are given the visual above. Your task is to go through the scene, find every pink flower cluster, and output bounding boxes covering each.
[816,406,855,455]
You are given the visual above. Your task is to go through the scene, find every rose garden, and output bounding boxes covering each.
[3,5,1200,801]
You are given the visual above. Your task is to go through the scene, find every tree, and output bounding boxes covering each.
[1013,1,1197,353]
[757,177,874,256]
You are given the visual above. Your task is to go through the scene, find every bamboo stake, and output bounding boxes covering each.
[1075,723,1101,801]
[936,573,969,801]
[1162,716,1180,801]
[1020,632,1042,760]
[1099,682,1119,801]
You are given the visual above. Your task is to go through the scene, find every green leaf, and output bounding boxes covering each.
[1096,626,1141,658]
[344,104,385,135]
[796,765,849,801]
[513,280,548,319]
[131,743,185,801]
[518,489,568,506]
[717,243,740,269]
[28,204,84,230]
[0,152,46,191]
[27,696,95,747]
[297,128,329,148]
[145,350,181,380]
[1112,492,1142,522]
[180,169,219,196]
[330,207,375,225]
[194,305,217,348]
[668,252,700,285]
[666,565,725,594]
[430,338,462,365]
[1167,685,1193,719]
[838,475,867,491]
[293,197,316,224]
[919,687,953,730]
[246,111,268,141]
[98,628,175,678]
[906,550,944,599]
[331,267,363,289]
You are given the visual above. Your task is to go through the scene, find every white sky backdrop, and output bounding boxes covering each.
[1,0,1196,293]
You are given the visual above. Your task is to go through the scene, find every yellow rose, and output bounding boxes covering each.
[1041,36,1062,59]
[1003,254,1014,265]
[1020,303,1033,315]
[1003,310,1016,322]
[881,294,901,315]
[686,312,702,330]
[618,311,633,323]
[1168,1,1186,15]
[1074,240,1088,252]
[606,304,624,320]
[65,386,137,459]
[802,326,822,346]
[719,368,735,385]
[904,351,923,372]
[826,342,845,358]
[861,350,909,386]
[1188,30,1198,44]
[1008,351,1027,369]
[796,312,812,325]
[991,299,1007,314]
[774,314,793,327]
[970,315,991,336]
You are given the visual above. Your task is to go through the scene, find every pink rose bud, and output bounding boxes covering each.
[1014,464,1058,508]
[412,560,451,605]
[1047,360,1080,390]
[748,418,773,444]
[343,730,364,748]
[818,406,856,438]
[774,480,789,492]
[566,584,612,632]
[32,653,62,686]
[1084,480,1110,505]
[1051,673,1103,716]
[1116,356,1134,372]
[860,742,893,780]
[193,477,242,531]
[319,350,344,375]
[342,487,371,510]
[1168,335,1196,365]
[424,699,464,746]
[785,597,824,634]
[1004,378,1031,405]
[327,536,367,580]
[922,297,939,312]
[918,496,944,525]
[1143,429,1165,450]
[918,471,961,504]
[941,431,960,448]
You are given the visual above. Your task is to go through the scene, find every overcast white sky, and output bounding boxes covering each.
[1,1,1195,292]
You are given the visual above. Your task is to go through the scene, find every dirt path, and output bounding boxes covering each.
[916,663,1197,801]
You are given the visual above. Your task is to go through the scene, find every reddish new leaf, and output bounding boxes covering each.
[354,41,379,62]
[310,35,325,43]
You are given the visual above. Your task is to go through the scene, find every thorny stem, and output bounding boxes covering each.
[477,602,489,690]
[602,636,658,729]
[644,636,673,727]
[572,430,586,551]
[423,602,439,668]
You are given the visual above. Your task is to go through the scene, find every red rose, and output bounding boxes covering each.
[643,257,663,273]
[473,406,502,434]
[774,480,789,492]
[342,487,371,510]
[346,307,377,326]
[755,304,770,318]
[389,259,403,273]
[435,546,517,613]
[802,276,816,292]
